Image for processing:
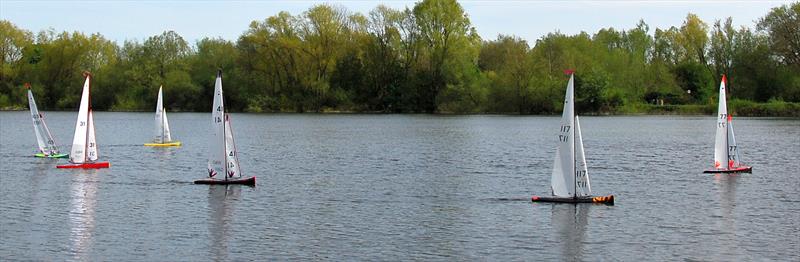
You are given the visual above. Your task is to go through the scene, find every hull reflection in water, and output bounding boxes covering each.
[207,185,241,261]
[70,170,98,261]
[551,204,589,260]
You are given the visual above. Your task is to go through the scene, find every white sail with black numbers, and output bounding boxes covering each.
[208,72,225,178]
[574,116,591,197]
[551,74,575,197]
[727,116,741,167]
[224,114,241,179]
[69,75,92,163]
[87,110,98,161]
[28,88,59,155]
[713,76,729,169]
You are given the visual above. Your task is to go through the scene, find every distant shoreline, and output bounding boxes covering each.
[3,104,798,117]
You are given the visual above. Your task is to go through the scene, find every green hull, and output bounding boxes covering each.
[34,153,69,158]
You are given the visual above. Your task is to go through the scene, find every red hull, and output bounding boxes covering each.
[56,162,110,169]
[532,195,614,205]
[703,165,752,174]
[194,176,256,186]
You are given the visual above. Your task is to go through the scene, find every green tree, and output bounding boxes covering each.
[758,2,800,67]
[412,0,480,112]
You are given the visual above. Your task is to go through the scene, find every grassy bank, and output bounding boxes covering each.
[611,100,800,117]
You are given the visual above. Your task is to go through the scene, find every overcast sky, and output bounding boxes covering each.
[0,0,793,45]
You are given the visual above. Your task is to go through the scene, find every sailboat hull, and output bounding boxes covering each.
[703,165,752,174]
[34,153,69,158]
[194,176,256,186]
[532,195,614,204]
[56,162,110,169]
[144,141,182,147]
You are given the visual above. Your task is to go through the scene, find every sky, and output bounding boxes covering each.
[0,0,794,45]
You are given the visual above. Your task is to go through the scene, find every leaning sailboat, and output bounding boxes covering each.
[194,71,255,185]
[144,86,181,147]
[27,83,68,158]
[56,72,110,169]
[532,72,613,204]
[703,75,752,173]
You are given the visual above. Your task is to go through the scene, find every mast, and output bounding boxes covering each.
[27,83,49,154]
[40,111,58,154]
[725,116,729,170]
[84,72,92,163]
[223,112,228,180]
[220,70,228,180]
[573,115,577,199]
[724,78,730,170]
[570,71,577,198]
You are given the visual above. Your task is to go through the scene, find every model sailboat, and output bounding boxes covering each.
[703,75,752,173]
[532,72,613,204]
[27,83,68,158]
[56,72,110,169]
[194,71,255,185]
[144,86,181,147]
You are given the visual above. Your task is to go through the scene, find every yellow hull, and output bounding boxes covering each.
[144,141,182,147]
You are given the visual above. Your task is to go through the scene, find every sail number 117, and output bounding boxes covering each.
[559,125,570,143]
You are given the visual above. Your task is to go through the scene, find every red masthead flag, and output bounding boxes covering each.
[563,69,575,75]
[722,74,727,85]
[24,83,31,89]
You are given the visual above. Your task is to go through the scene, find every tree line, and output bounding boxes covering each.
[1,0,798,114]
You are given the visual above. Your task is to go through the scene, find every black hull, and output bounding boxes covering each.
[194,176,256,186]
[531,195,614,205]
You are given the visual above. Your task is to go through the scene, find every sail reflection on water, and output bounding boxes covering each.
[69,171,98,260]
[713,173,741,259]
[207,185,240,260]
[551,204,589,260]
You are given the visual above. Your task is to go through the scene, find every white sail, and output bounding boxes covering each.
[574,116,592,197]
[727,116,740,167]
[551,74,576,197]
[224,114,241,179]
[86,110,98,162]
[154,86,165,143]
[39,111,59,155]
[69,75,92,163]
[28,88,58,155]
[208,71,225,178]
[163,109,172,142]
[713,76,729,169]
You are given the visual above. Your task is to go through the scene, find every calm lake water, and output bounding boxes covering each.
[1,112,798,261]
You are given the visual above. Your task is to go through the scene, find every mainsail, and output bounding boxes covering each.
[27,87,59,155]
[208,71,225,178]
[154,86,165,143]
[153,86,173,143]
[69,75,92,163]
[713,76,729,169]
[574,116,592,197]
[551,74,576,197]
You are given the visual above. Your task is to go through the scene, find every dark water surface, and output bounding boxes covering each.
[1,112,798,261]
